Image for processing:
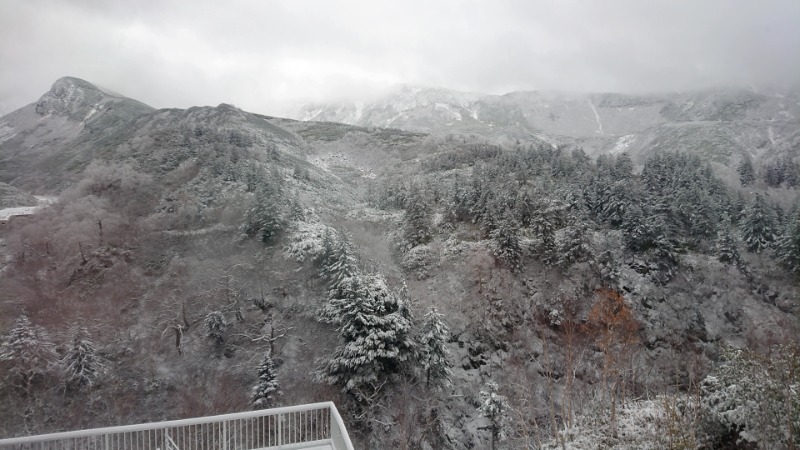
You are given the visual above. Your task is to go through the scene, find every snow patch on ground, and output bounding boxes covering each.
[533,133,558,148]
[588,101,604,134]
[353,101,364,123]
[307,152,376,179]
[300,107,324,122]
[0,206,39,221]
[0,123,16,145]
[34,196,57,205]
[611,134,636,154]
[83,104,99,122]
[434,103,462,121]
[0,196,56,220]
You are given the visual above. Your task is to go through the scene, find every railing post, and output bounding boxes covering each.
[277,413,283,447]
[222,421,228,450]
[104,433,110,450]
[330,404,337,442]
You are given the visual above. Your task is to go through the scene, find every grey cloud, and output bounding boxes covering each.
[1,0,799,116]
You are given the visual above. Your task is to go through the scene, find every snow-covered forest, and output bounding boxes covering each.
[0,77,799,449]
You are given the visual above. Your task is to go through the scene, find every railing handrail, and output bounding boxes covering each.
[330,401,355,450]
[0,401,354,449]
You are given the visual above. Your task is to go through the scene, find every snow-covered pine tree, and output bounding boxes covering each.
[402,187,432,249]
[251,352,281,409]
[529,198,565,262]
[0,315,57,393]
[317,273,415,401]
[321,233,359,291]
[440,185,460,230]
[478,381,511,450]
[622,204,652,252]
[556,221,592,268]
[63,326,104,389]
[417,307,452,389]
[737,155,756,187]
[600,179,637,227]
[741,193,776,253]
[240,178,287,243]
[677,186,719,248]
[613,152,634,179]
[716,221,741,266]
[204,311,227,346]
[489,210,522,272]
[776,213,800,274]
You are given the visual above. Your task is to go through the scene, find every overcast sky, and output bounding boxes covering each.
[1,0,799,116]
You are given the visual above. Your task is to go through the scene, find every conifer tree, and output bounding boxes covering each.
[489,210,522,271]
[0,315,57,394]
[613,152,634,179]
[204,311,227,347]
[63,326,104,389]
[252,353,281,409]
[240,179,287,243]
[402,188,432,249]
[741,194,776,253]
[318,273,415,400]
[737,155,756,187]
[417,307,452,389]
[478,381,511,450]
[556,221,592,268]
[321,233,359,290]
[716,222,742,266]
[529,199,564,261]
[776,213,800,274]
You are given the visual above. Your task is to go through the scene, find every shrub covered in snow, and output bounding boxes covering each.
[700,345,800,448]
[401,244,436,280]
[282,220,336,262]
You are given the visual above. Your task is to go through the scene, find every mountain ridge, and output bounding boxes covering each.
[292,83,800,166]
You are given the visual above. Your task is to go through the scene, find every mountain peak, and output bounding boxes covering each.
[32,77,153,120]
[34,76,107,118]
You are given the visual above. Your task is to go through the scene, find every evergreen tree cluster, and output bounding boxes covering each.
[371,144,800,284]
[311,224,453,407]
[763,156,799,188]
[1,316,104,394]
[240,170,289,243]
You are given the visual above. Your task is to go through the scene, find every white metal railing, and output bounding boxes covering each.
[0,401,354,450]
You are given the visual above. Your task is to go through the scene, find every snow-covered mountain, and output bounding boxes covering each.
[294,85,800,166]
[2,77,800,449]
[0,77,155,190]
